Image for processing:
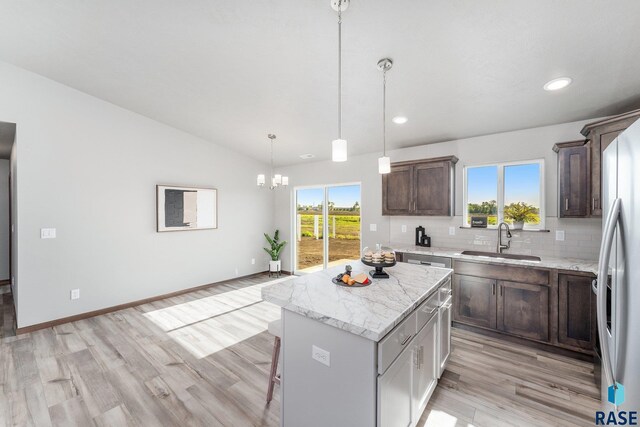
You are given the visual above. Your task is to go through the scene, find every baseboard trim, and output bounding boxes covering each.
[16,271,270,335]
[453,322,593,362]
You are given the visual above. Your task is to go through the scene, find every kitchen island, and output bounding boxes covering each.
[261,261,453,427]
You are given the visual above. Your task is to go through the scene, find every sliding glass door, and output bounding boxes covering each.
[295,184,361,274]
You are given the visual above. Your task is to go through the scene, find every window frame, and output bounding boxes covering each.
[463,159,545,230]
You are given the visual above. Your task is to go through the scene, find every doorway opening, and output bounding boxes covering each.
[294,183,361,274]
[0,120,16,337]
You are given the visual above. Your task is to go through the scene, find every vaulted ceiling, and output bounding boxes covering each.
[1,1,639,165]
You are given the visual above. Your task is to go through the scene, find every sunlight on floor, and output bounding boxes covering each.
[143,278,290,359]
[421,410,464,427]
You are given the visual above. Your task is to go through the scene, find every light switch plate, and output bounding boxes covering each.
[449,226,456,236]
[556,230,565,241]
[401,225,407,233]
[370,224,377,232]
[251,258,255,265]
[41,228,56,239]
[312,345,330,367]
[70,289,80,300]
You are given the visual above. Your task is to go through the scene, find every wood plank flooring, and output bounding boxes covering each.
[0,276,600,426]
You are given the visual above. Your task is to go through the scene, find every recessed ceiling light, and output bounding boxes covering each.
[543,77,572,91]
[392,116,408,124]
[299,154,315,159]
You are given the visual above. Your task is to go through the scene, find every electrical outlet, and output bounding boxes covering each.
[370,224,377,232]
[234,267,239,276]
[312,345,330,367]
[556,230,565,241]
[449,226,456,236]
[41,228,57,239]
[70,289,80,300]
[401,225,407,233]
[251,258,255,265]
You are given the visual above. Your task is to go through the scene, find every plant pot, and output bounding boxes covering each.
[269,260,282,273]
[510,221,524,230]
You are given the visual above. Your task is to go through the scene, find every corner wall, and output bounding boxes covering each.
[0,61,274,328]
[0,160,9,280]
[274,119,603,271]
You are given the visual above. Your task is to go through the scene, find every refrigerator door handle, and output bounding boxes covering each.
[596,197,621,391]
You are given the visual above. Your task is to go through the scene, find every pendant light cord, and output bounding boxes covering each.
[383,68,387,156]
[338,1,342,139]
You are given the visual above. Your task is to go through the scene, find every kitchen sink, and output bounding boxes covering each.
[460,250,541,262]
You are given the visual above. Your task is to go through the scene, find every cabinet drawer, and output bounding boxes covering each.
[416,291,440,333]
[454,261,549,285]
[378,311,417,375]
[403,253,452,268]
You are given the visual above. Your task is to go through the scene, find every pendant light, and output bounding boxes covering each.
[331,0,349,162]
[257,134,289,189]
[377,58,393,174]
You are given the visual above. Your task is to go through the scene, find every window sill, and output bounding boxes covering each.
[459,226,550,232]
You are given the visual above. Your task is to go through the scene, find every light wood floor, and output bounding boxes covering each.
[0,276,600,427]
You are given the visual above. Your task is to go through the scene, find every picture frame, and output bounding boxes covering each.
[156,185,217,232]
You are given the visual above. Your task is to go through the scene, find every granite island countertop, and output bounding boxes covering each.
[261,261,452,342]
[391,244,598,275]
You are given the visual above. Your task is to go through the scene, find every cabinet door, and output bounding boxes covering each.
[559,274,596,350]
[558,145,589,217]
[377,344,412,427]
[412,314,438,425]
[452,274,497,329]
[413,161,452,216]
[382,165,413,215]
[497,281,549,342]
[438,297,452,378]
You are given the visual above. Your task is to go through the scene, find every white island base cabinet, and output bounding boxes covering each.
[378,310,438,427]
[279,280,451,427]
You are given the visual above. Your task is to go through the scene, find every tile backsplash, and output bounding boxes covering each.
[388,217,602,260]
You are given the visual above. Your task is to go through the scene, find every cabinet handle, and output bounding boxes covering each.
[400,334,412,346]
[565,198,569,211]
[499,285,503,297]
[492,282,496,295]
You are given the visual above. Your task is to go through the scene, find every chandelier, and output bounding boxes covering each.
[257,134,289,189]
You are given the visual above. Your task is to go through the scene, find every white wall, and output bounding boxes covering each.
[0,61,274,328]
[275,119,603,271]
[0,159,9,280]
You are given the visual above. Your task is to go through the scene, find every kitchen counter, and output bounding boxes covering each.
[261,261,452,341]
[391,243,598,274]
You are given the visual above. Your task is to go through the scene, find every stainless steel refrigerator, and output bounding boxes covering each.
[596,117,640,411]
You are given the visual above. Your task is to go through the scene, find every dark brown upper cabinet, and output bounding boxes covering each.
[553,140,590,218]
[581,109,640,216]
[382,156,458,216]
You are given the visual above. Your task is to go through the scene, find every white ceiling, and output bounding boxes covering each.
[0,122,16,159]
[1,1,639,166]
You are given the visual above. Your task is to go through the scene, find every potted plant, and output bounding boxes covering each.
[503,202,539,230]
[264,230,287,276]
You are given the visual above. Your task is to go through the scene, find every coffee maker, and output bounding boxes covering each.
[415,226,431,247]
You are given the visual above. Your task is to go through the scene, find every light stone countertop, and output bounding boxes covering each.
[261,261,453,342]
[391,243,598,275]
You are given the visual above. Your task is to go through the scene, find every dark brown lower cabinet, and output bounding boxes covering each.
[453,272,549,343]
[453,275,496,329]
[497,281,549,342]
[558,274,596,350]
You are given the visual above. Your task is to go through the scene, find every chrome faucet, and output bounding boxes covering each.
[497,222,512,253]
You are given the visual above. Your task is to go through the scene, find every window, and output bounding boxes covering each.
[463,160,545,230]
